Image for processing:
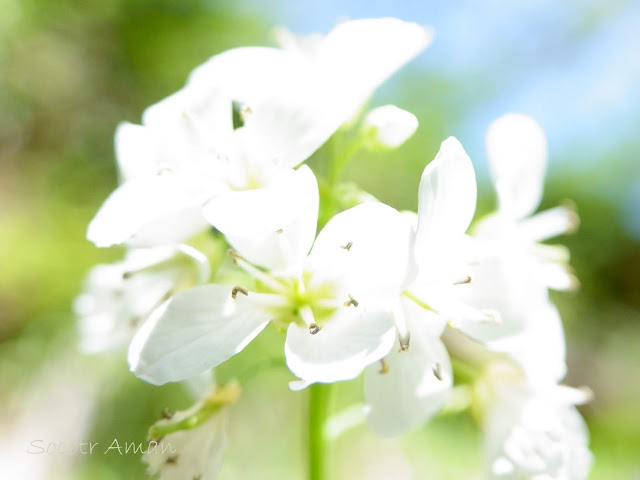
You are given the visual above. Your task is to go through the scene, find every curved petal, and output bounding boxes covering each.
[307,202,415,301]
[87,175,209,247]
[128,284,271,385]
[284,307,395,385]
[486,113,548,220]
[364,308,451,437]
[415,137,477,263]
[210,165,319,273]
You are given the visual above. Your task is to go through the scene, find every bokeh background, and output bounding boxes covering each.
[1,0,638,478]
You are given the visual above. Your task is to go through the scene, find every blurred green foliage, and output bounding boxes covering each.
[1,1,638,478]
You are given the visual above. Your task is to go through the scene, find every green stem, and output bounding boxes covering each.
[308,383,332,480]
[327,134,367,186]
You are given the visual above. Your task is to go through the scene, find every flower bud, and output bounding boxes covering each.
[363,105,418,149]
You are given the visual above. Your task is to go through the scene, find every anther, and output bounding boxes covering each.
[276,228,284,234]
[340,241,353,251]
[480,309,502,324]
[308,323,321,335]
[344,295,359,307]
[432,363,442,381]
[228,249,242,262]
[161,407,174,419]
[165,455,178,465]
[562,199,580,234]
[193,475,202,480]
[240,105,253,120]
[156,167,173,176]
[231,286,248,299]
[379,358,389,375]
[453,276,472,285]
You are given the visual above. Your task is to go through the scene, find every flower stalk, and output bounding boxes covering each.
[308,383,333,480]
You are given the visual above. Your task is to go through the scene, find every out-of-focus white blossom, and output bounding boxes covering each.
[363,105,418,149]
[74,245,209,353]
[475,113,579,296]
[144,381,240,480]
[477,362,592,480]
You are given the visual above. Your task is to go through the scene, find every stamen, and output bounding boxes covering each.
[433,363,442,381]
[402,290,435,312]
[308,323,321,335]
[231,286,248,299]
[228,249,286,293]
[453,276,472,285]
[379,358,389,375]
[344,295,359,307]
[299,305,316,328]
[398,331,410,352]
[340,241,353,251]
[161,407,174,419]
[243,293,288,309]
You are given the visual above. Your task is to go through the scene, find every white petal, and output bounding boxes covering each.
[115,122,161,182]
[128,284,270,385]
[203,166,316,235]
[212,165,319,273]
[486,113,548,220]
[317,18,433,105]
[364,308,451,437]
[415,137,477,259]
[519,204,580,243]
[87,174,209,247]
[285,307,395,384]
[307,202,415,301]
[364,105,418,148]
[488,301,567,385]
[142,84,234,164]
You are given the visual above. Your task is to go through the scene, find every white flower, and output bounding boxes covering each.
[74,245,209,353]
[87,18,433,250]
[144,381,240,480]
[364,137,478,436]
[128,172,415,387]
[363,105,419,149]
[448,114,577,372]
[475,113,579,294]
[478,363,592,480]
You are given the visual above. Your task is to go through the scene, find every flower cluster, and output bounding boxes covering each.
[76,17,592,480]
